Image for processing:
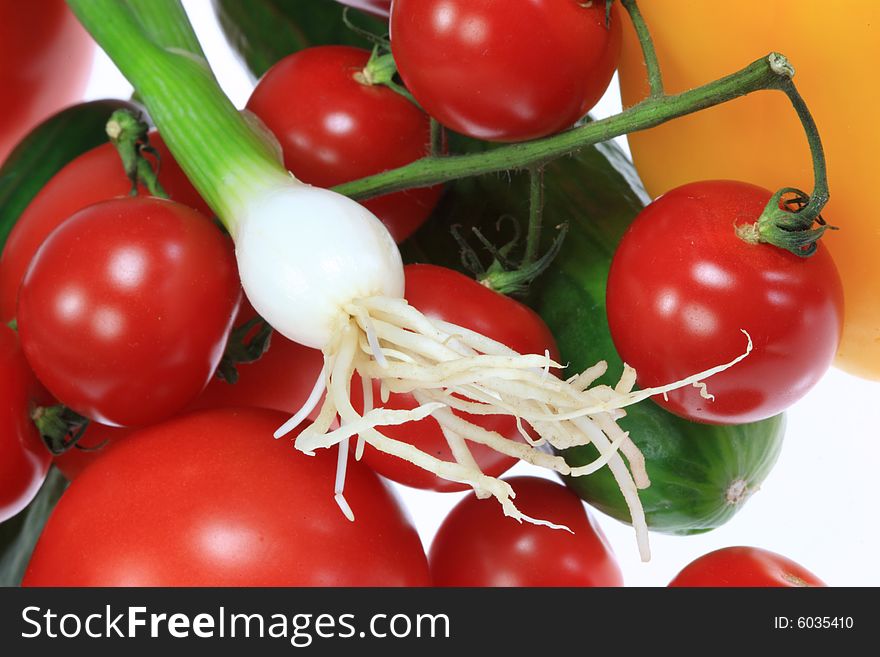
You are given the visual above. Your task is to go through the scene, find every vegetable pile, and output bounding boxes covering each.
[1,0,869,587]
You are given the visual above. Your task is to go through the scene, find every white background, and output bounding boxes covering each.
[81,1,880,586]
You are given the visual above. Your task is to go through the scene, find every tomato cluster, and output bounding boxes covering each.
[0,0,843,589]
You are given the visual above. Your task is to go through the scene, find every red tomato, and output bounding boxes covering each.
[390,0,621,142]
[0,325,52,522]
[0,134,209,323]
[54,299,324,480]
[668,546,826,587]
[606,181,844,424]
[0,0,93,161]
[191,299,324,414]
[430,476,623,587]
[17,197,241,427]
[351,264,558,491]
[52,424,132,482]
[247,45,441,243]
[23,408,430,586]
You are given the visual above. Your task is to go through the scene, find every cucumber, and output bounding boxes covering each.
[213,0,388,78]
[404,138,785,536]
[0,99,139,251]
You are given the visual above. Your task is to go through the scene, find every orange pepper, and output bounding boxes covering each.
[618,1,880,380]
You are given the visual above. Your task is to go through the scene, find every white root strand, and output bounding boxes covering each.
[279,296,753,561]
[274,363,327,439]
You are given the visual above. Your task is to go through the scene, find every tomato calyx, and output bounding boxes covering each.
[32,404,91,456]
[215,314,274,384]
[353,46,421,110]
[105,109,167,199]
[737,186,836,257]
[452,217,569,297]
[354,48,395,86]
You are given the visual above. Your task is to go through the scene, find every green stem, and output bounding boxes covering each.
[125,0,205,56]
[778,78,828,215]
[522,166,545,267]
[106,109,168,198]
[430,118,443,158]
[68,0,285,233]
[620,0,664,98]
[738,61,831,256]
[336,54,792,199]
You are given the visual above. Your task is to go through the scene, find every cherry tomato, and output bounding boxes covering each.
[606,181,844,424]
[247,45,442,243]
[0,325,52,522]
[54,298,324,480]
[668,546,826,587]
[0,134,209,323]
[23,408,430,586]
[17,197,241,427]
[190,299,325,415]
[430,476,622,587]
[52,424,132,482]
[351,264,558,491]
[390,0,621,142]
[0,0,93,161]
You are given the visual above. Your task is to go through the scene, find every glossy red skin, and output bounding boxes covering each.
[668,546,826,587]
[430,476,623,587]
[390,0,621,142]
[191,299,325,414]
[54,298,324,480]
[247,46,441,243]
[23,408,431,586]
[52,424,132,481]
[0,134,210,323]
[0,325,52,522]
[18,197,241,427]
[0,0,94,162]
[606,181,844,424]
[352,264,558,491]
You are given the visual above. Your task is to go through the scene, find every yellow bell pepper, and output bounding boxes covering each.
[618,0,880,380]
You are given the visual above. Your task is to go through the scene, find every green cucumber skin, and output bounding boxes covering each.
[0,99,139,251]
[406,138,785,536]
[563,406,785,535]
[213,0,388,79]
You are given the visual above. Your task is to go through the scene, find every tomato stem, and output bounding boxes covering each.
[106,109,168,199]
[522,165,546,267]
[341,6,390,50]
[620,0,664,98]
[430,118,444,158]
[357,48,397,86]
[335,54,796,198]
[740,70,831,256]
[357,48,424,110]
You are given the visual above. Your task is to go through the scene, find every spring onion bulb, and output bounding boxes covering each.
[69,0,752,561]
